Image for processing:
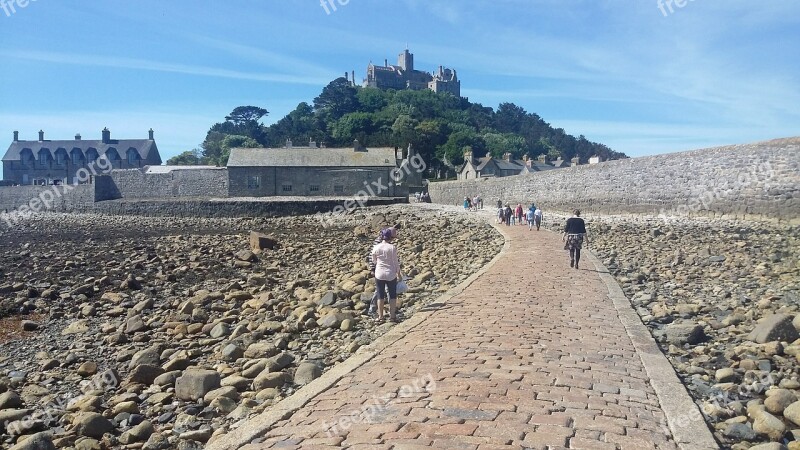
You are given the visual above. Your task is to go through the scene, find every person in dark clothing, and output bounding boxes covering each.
[563,210,588,269]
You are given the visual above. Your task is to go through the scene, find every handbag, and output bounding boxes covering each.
[396,279,408,294]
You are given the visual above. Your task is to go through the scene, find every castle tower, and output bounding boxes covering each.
[398,49,413,71]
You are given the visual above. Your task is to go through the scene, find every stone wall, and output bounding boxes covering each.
[109,168,228,199]
[227,167,402,197]
[70,197,408,218]
[427,138,800,223]
[0,184,96,219]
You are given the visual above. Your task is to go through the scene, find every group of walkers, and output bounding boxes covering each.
[496,202,543,231]
[490,200,587,270]
[462,195,483,211]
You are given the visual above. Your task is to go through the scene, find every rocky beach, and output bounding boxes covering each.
[0,205,503,449]
[543,213,800,449]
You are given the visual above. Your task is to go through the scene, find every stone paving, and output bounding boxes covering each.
[239,220,681,449]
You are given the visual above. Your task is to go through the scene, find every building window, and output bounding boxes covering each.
[309,185,320,192]
[334,185,344,193]
[56,152,66,166]
[247,176,260,189]
[282,184,292,192]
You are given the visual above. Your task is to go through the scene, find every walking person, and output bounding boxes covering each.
[371,228,401,322]
[504,204,513,226]
[533,206,543,231]
[497,206,504,224]
[563,210,588,269]
[526,207,535,230]
[515,204,524,225]
[463,197,470,211]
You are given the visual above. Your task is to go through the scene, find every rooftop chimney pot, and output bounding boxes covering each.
[38,130,44,141]
[148,128,154,140]
[102,127,111,143]
[13,131,19,142]
[75,133,81,140]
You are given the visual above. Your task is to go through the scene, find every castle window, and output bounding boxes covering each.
[282,184,292,192]
[309,185,320,192]
[247,176,260,189]
[334,185,344,193]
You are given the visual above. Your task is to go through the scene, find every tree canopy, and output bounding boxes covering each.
[190,79,627,174]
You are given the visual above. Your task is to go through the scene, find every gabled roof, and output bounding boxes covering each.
[3,139,160,163]
[227,147,398,168]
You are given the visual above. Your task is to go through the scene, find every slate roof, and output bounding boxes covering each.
[227,147,398,168]
[3,139,160,163]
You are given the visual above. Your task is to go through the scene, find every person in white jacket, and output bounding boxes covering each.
[371,228,401,323]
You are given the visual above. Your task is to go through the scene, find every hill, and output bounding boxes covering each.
[169,77,628,174]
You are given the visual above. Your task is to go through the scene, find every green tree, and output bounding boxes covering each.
[391,114,418,148]
[225,106,268,125]
[166,148,205,165]
[437,127,484,165]
[218,135,259,166]
[314,77,359,122]
[331,112,374,144]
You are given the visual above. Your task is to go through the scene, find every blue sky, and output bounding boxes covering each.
[0,0,798,160]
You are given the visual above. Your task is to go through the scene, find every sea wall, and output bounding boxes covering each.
[107,168,228,198]
[427,138,800,222]
[70,197,407,218]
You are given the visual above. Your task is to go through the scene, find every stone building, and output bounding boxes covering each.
[2,128,162,185]
[457,151,558,180]
[227,140,422,197]
[364,49,460,97]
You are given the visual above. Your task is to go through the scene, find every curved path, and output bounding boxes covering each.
[210,209,718,450]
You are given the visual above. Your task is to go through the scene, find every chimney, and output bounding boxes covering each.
[148,128,154,140]
[13,131,18,142]
[538,154,548,164]
[463,149,473,164]
[102,127,111,143]
[308,137,317,148]
[351,70,355,84]
[75,133,81,140]
[38,130,44,141]
[286,138,292,149]
[571,156,580,167]
[384,59,388,67]
[503,152,512,162]
[344,71,348,81]
[353,139,364,152]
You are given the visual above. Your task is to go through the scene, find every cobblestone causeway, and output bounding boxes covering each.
[239,220,682,449]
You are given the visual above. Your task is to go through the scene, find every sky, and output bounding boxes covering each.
[0,0,798,161]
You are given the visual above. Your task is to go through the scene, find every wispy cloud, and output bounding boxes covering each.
[0,50,331,86]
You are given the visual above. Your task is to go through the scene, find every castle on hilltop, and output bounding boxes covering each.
[363,49,460,97]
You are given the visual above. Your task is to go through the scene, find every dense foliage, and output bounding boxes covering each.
[180,78,627,171]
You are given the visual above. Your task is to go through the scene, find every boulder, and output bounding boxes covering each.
[0,390,23,409]
[125,315,147,334]
[119,420,154,444]
[748,314,799,344]
[784,400,800,426]
[72,412,114,438]
[665,323,706,345]
[752,410,786,440]
[265,352,295,372]
[175,369,220,401]
[9,431,55,450]
[253,371,288,390]
[250,231,278,253]
[127,364,164,385]
[294,362,323,386]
